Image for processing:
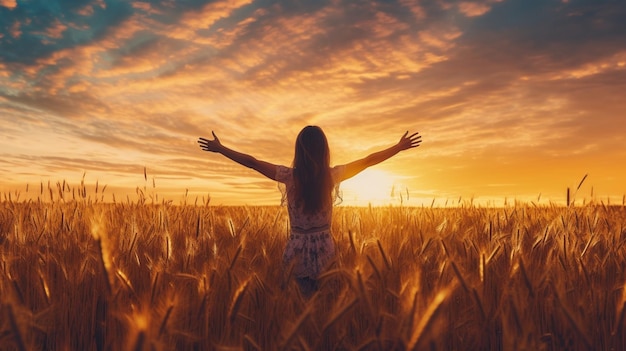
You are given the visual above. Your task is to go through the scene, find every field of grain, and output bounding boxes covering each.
[1,188,626,350]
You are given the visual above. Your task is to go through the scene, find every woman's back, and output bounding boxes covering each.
[276,165,345,232]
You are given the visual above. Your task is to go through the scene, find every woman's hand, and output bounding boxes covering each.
[397,131,422,151]
[198,131,223,153]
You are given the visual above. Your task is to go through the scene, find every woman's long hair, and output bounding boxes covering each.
[292,126,333,213]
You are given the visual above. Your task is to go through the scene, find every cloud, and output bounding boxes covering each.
[458,2,493,17]
[165,0,254,40]
[0,0,16,10]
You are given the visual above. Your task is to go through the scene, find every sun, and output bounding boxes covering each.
[340,169,398,206]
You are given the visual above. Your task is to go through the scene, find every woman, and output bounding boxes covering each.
[198,126,421,295]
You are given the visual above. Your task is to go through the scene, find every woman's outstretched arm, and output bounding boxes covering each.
[340,131,421,181]
[198,131,278,180]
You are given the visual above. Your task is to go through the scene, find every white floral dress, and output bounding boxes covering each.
[276,165,345,279]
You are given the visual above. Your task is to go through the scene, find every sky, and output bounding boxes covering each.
[1,0,625,206]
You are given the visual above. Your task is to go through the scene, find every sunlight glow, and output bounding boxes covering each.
[341,169,398,206]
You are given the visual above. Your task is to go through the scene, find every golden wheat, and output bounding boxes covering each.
[0,183,625,350]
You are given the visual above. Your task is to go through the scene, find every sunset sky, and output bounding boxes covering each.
[1,0,625,206]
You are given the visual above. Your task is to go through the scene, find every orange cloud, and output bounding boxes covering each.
[399,0,426,20]
[550,50,626,79]
[458,2,492,17]
[44,19,68,39]
[166,0,253,41]
[0,62,8,77]
[0,0,16,10]
[10,20,21,38]
[132,1,157,14]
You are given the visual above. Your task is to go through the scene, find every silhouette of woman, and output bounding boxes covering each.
[198,126,421,296]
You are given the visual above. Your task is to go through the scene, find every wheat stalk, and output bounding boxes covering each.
[5,304,27,351]
[407,285,453,350]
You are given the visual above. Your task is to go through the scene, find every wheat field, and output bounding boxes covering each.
[1,184,625,350]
